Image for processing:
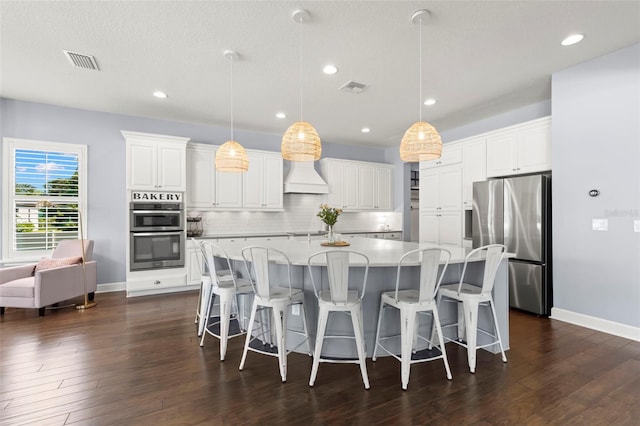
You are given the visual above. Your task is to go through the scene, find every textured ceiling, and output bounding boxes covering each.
[1,1,639,148]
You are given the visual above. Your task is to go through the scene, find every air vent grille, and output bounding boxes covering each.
[339,80,368,94]
[63,50,99,70]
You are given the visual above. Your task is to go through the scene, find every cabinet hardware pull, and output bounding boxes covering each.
[154,280,161,285]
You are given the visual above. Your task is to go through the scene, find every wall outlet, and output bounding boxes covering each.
[634,219,640,233]
[291,304,300,316]
[592,218,608,231]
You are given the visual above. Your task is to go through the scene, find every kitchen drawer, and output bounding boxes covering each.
[127,273,187,292]
[245,236,289,242]
[383,232,402,240]
[367,233,384,239]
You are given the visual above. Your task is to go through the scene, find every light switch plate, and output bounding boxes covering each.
[592,219,608,231]
[291,304,300,316]
[634,219,640,233]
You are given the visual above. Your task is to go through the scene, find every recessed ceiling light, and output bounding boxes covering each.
[323,64,338,75]
[361,127,370,133]
[561,34,584,46]
[424,98,437,106]
[276,112,286,119]
[153,91,167,99]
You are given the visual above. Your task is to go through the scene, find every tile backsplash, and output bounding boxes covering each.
[190,194,401,236]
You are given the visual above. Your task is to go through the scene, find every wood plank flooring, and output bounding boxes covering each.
[1,291,639,425]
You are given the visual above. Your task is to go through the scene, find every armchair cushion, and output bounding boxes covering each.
[34,256,83,273]
[0,277,35,298]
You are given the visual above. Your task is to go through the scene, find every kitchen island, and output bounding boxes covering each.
[213,237,511,359]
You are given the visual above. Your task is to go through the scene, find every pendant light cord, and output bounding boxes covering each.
[418,15,423,123]
[299,16,303,122]
[230,55,234,142]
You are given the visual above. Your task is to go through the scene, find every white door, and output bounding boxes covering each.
[157,142,186,191]
[326,162,344,208]
[215,171,243,208]
[358,164,375,209]
[187,146,216,208]
[128,141,156,189]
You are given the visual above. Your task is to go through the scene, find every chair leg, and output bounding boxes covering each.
[272,306,287,383]
[239,301,259,371]
[463,301,479,373]
[195,280,203,324]
[219,293,232,361]
[298,302,312,356]
[429,293,443,350]
[309,305,329,387]
[351,306,370,390]
[88,292,95,302]
[0,307,4,316]
[400,308,417,390]
[489,300,508,363]
[198,279,213,337]
[372,299,386,361]
[39,307,45,317]
[432,308,452,380]
[199,291,216,347]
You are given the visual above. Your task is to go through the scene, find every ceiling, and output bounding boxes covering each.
[1,1,639,148]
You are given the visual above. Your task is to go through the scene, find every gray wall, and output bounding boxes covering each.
[551,43,640,328]
[0,99,385,284]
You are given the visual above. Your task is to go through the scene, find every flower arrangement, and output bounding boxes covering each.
[317,204,342,226]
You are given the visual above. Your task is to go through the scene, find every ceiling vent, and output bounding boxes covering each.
[63,50,100,70]
[340,80,368,94]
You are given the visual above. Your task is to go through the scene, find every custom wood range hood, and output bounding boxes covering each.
[283,161,328,194]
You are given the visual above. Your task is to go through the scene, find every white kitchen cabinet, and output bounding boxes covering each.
[186,144,242,209]
[243,151,283,210]
[419,165,462,212]
[321,158,393,211]
[124,131,189,191]
[419,211,461,246]
[323,160,359,210]
[186,240,204,286]
[486,117,551,178]
[419,144,462,169]
[384,232,402,240]
[462,137,487,209]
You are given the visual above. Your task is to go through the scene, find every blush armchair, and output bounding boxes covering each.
[0,239,97,317]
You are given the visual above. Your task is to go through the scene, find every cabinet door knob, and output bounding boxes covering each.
[154,280,161,285]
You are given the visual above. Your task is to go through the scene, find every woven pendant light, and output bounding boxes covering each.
[281,121,321,161]
[281,9,321,161]
[399,9,442,162]
[215,50,249,173]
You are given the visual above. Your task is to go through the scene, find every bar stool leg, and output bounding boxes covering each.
[273,306,287,382]
[489,300,508,363]
[372,298,386,361]
[309,305,329,386]
[400,308,417,390]
[219,293,232,361]
[463,300,479,373]
[351,306,370,390]
[432,308,452,380]
[239,300,259,371]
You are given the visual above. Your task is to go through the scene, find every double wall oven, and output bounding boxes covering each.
[129,202,185,271]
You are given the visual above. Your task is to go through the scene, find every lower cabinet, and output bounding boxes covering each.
[419,211,461,246]
[126,270,188,296]
[186,239,204,286]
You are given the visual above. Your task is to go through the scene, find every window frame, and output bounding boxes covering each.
[2,137,87,261]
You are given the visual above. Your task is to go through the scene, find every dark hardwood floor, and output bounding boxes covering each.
[1,291,639,425]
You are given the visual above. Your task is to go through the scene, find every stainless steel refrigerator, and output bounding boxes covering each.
[472,174,552,315]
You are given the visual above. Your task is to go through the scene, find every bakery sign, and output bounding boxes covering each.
[131,191,183,202]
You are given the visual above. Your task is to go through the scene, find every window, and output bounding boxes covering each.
[2,138,87,259]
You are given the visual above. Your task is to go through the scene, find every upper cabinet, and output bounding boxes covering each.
[462,138,487,209]
[186,143,282,211]
[486,117,551,178]
[124,131,189,191]
[419,144,462,169]
[419,164,462,212]
[243,151,283,209]
[320,158,394,211]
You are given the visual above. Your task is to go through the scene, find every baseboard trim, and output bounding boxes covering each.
[551,307,640,342]
[96,282,126,293]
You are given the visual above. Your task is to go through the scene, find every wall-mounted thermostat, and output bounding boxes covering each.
[589,189,600,197]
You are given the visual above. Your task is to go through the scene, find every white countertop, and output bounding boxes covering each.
[196,229,402,239]
[213,237,508,267]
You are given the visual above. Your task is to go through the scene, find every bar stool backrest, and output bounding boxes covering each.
[241,246,293,299]
[395,248,450,303]
[307,250,369,303]
[199,240,236,288]
[458,244,507,296]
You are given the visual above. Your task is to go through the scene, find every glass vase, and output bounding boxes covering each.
[327,225,336,244]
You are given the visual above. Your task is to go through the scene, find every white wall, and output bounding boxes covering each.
[551,43,640,329]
